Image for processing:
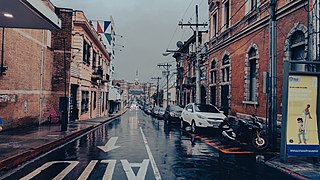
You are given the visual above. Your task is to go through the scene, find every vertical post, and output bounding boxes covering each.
[307,0,312,62]
[1,28,4,75]
[64,38,67,98]
[61,38,68,131]
[317,73,320,161]
[269,0,278,147]
[166,65,169,108]
[157,78,160,106]
[195,5,201,104]
[280,61,290,163]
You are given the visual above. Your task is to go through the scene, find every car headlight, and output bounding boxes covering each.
[197,114,207,119]
[170,112,175,117]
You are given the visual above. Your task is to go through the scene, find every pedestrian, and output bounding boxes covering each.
[297,118,307,144]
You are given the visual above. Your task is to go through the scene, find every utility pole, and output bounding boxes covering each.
[179,5,207,104]
[158,63,172,108]
[151,77,161,106]
[268,0,277,146]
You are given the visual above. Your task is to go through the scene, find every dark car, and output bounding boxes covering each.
[164,105,183,124]
[151,106,161,118]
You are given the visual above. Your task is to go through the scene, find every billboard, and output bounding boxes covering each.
[286,75,319,156]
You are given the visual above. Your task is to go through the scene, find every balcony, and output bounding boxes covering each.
[91,66,103,81]
[102,74,110,83]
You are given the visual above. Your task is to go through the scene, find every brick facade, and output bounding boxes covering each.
[207,0,308,119]
[0,28,58,129]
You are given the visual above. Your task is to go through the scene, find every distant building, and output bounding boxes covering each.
[54,9,111,121]
[172,31,208,107]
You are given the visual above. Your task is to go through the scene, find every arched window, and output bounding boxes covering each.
[210,60,217,84]
[290,31,306,71]
[248,48,257,101]
[221,55,230,82]
[244,44,259,104]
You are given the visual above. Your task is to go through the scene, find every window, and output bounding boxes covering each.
[245,0,259,14]
[93,91,96,109]
[251,0,257,11]
[83,40,91,65]
[248,48,257,101]
[92,51,97,70]
[186,104,193,112]
[211,13,217,38]
[244,45,259,104]
[210,60,217,84]
[224,1,230,29]
[101,92,104,113]
[290,31,305,71]
[221,55,230,83]
[81,91,89,114]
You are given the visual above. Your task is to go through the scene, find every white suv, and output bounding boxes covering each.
[181,103,227,133]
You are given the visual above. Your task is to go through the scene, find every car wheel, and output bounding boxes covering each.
[191,121,197,133]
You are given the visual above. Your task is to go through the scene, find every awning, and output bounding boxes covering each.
[0,0,61,29]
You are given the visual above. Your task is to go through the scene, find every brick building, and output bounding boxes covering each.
[55,9,111,121]
[0,1,61,130]
[207,0,309,119]
[173,32,208,107]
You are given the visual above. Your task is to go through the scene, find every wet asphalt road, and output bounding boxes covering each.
[1,109,294,180]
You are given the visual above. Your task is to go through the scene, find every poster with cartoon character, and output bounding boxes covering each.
[286,75,319,156]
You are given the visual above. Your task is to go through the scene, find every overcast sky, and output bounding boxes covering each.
[52,0,208,84]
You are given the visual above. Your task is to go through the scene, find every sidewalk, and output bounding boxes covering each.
[0,109,127,173]
[266,156,320,180]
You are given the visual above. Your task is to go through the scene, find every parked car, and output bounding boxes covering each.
[164,105,183,124]
[157,108,165,119]
[181,103,227,133]
[151,106,161,118]
[146,106,153,115]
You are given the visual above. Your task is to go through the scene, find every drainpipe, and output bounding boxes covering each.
[1,28,4,75]
[39,30,45,125]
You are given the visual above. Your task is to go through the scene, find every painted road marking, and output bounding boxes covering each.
[20,161,79,180]
[97,137,121,153]
[187,132,254,154]
[101,160,117,180]
[139,127,162,180]
[78,160,98,180]
[121,159,149,180]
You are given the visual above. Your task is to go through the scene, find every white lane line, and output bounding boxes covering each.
[101,160,117,180]
[139,127,162,180]
[121,159,149,180]
[21,161,79,180]
[78,160,98,180]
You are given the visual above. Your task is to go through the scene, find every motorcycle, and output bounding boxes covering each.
[219,115,269,151]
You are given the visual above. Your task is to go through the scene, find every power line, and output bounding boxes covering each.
[166,0,195,50]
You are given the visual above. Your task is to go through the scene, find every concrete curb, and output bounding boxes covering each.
[265,160,310,180]
[0,109,127,172]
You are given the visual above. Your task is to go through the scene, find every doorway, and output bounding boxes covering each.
[221,85,229,116]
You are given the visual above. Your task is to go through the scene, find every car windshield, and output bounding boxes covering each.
[170,106,183,111]
[194,104,219,113]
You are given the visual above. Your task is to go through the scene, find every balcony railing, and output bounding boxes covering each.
[92,66,103,80]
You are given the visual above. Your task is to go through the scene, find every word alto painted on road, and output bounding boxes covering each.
[20,137,151,180]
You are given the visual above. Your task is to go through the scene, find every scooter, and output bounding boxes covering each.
[219,115,269,151]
